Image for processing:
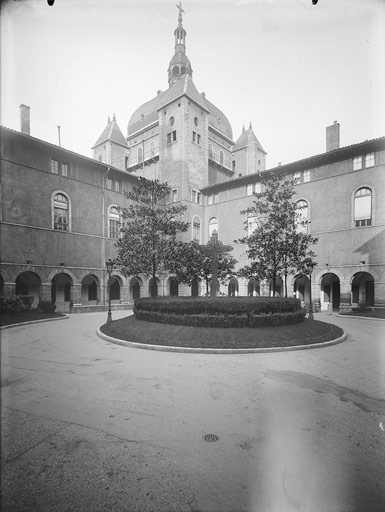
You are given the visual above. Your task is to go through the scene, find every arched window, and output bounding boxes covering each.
[138,147,143,163]
[192,216,201,243]
[53,192,70,231]
[109,206,120,239]
[150,141,156,156]
[209,217,218,238]
[172,66,179,75]
[354,187,372,227]
[295,200,309,233]
[219,150,224,165]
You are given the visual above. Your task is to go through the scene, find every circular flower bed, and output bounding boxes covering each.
[133,296,306,328]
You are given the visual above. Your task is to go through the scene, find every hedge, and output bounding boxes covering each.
[133,297,305,328]
[134,296,301,316]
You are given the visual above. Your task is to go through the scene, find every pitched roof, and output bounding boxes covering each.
[92,116,128,149]
[233,124,265,153]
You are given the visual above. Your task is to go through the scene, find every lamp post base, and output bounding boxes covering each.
[107,310,112,323]
[308,307,314,320]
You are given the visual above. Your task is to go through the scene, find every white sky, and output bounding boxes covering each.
[1,0,384,167]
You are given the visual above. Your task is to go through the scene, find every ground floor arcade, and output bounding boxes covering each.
[1,264,384,313]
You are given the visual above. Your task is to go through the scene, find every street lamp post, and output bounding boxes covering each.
[106,259,114,324]
[306,261,316,320]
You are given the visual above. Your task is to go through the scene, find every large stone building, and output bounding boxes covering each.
[1,8,384,312]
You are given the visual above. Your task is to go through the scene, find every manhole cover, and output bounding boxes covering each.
[203,434,219,442]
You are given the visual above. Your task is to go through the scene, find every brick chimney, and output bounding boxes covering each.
[19,104,31,135]
[326,121,340,152]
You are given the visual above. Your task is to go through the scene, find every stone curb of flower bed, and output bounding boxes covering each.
[0,316,69,330]
[96,327,347,354]
[336,314,385,322]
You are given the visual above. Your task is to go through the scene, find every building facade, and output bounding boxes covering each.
[1,9,384,312]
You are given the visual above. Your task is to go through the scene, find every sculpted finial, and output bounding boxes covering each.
[176,2,184,26]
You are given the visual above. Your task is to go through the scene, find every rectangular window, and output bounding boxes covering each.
[167,130,177,144]
[353,156,363,170]
[365,153,374,168]
[355,195,372,221]
[172,189,178,202]
[192,131,196,143]
[107,178,113,190]
[246,184,253,196]
[54,209,69,231]
[208,195,213,205]
[254,182,262,194]
[50,159,59,174]
[125,156,129,169]
[293,171,301,184]
[109,219,120,239]
[197,134,201,144]
[61,163,68,177]
[191,190,201,204]
[303,170,310,182]
[214,193,219,203]
[247,216,259,236]
[115,180,121,192]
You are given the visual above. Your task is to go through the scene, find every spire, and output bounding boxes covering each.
[167,2,193,87]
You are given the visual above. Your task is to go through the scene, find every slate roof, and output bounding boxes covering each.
[233,124,266,153]
[127,74,233,141]
[92,116,128,149]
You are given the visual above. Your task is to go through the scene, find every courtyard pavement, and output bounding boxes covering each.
[1,311,384,512]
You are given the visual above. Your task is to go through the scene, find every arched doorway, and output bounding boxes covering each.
[52,273,72,312]
[81,274,99,304]
[130,277,141,300]
[248,278,260,296]
[351,272,374,307]
[169,278,179,297]
[320,273,340,311]
[15,271,41,308]
[228,277,239,297]
[294,274,310,305]
[109,276,121,303]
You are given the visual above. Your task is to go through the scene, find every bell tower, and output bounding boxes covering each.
[167,2,193,87]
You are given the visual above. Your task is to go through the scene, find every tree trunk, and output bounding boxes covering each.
[151,257,157,298]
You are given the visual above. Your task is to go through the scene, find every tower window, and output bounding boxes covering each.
[167,131,177,144]
[192,131,201,144]
[169,117,174,126]
[219,151,224,165]
[172,66,179,75]
[194,117,198,127]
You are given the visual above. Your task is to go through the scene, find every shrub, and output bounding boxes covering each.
[1,295,27,315]
[37,301,57,313]
[19,295,34,311]
[134,309,249,328]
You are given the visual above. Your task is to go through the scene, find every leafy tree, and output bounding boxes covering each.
[238,173,317,296]
[172,241,237,295]
[115,177,189,297]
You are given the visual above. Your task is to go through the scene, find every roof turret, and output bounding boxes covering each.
[167,2,192,87]
[92,115,128,149]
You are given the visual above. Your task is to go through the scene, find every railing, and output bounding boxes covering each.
[126,149,160,170]
[208,152,234,172]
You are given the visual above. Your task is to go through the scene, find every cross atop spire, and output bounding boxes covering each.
[176,2,184,26]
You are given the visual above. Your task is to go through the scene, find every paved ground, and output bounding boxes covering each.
[1,311,384,512]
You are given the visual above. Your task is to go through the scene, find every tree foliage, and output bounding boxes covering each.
[238,173,318,296]
[172,241,238,295]
[115,177,189,297]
